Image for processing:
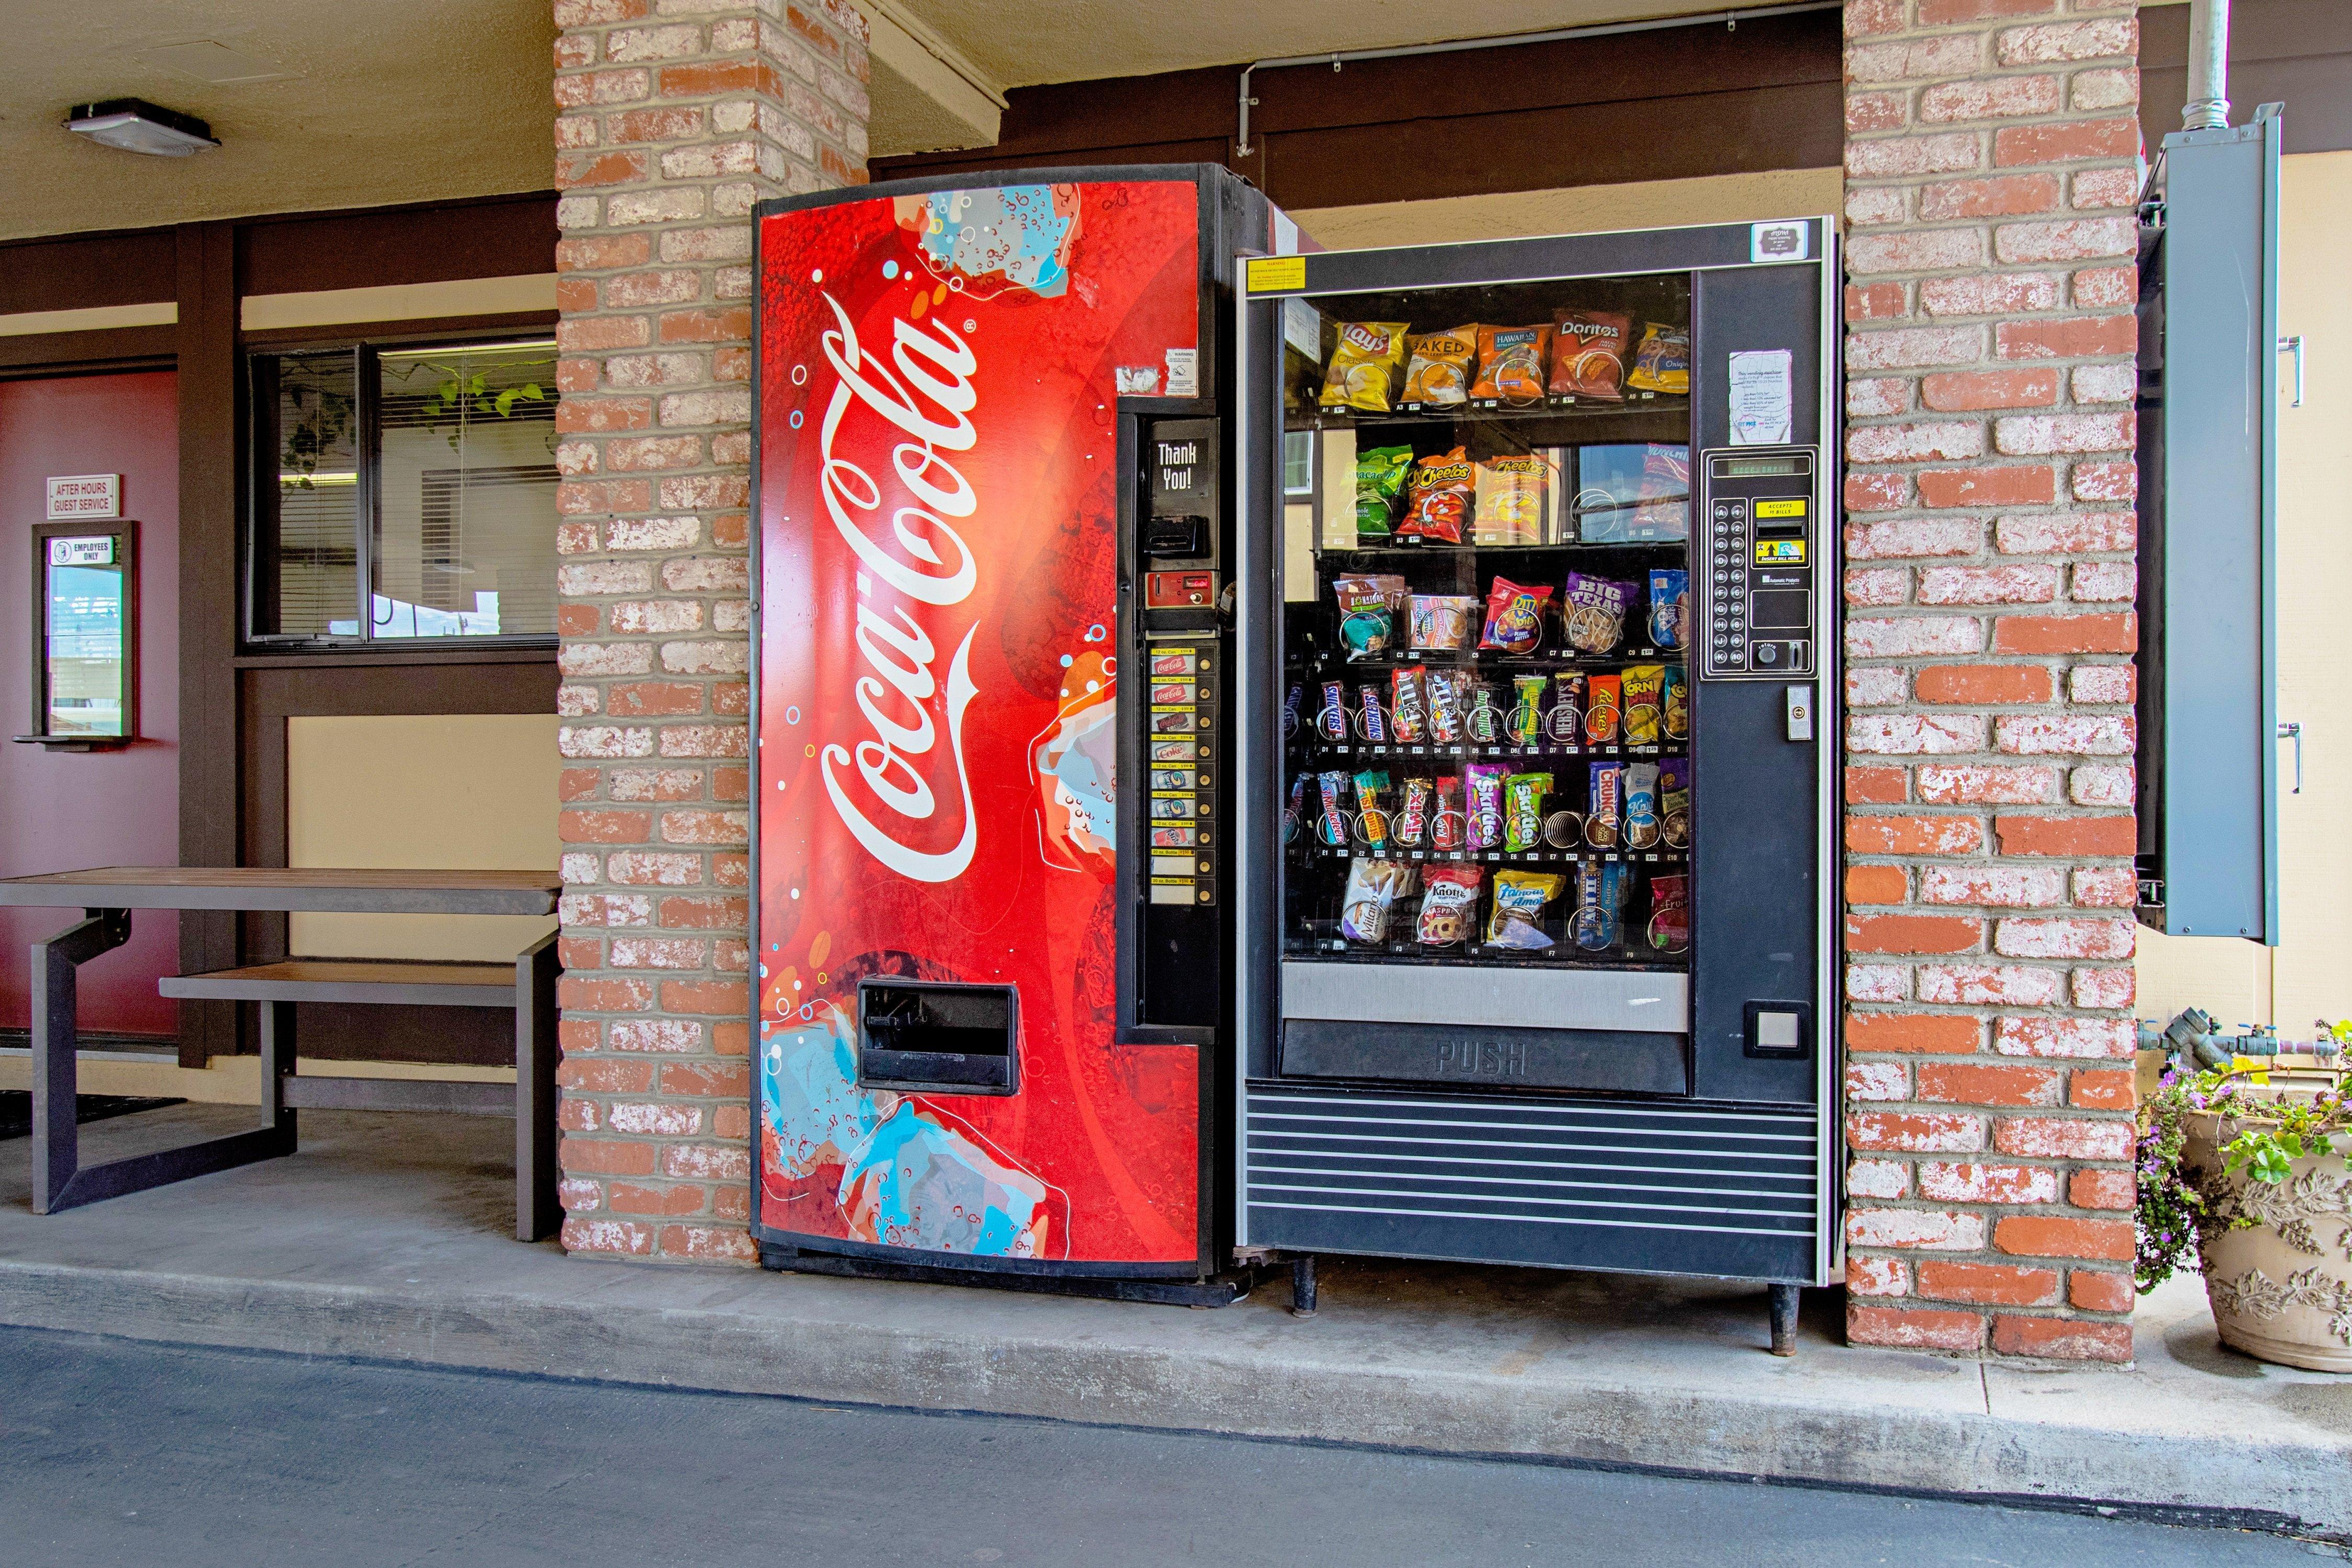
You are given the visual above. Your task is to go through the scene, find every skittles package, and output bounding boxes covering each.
[1503,771,1551,852]
[1465,763,1506,850]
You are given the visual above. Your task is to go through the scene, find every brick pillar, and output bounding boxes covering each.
[549,0,868,1263]
[1838,0,2141,1361]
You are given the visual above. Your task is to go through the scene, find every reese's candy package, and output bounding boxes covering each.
[1333,572,1408,659]
[1503,771,1551,852]
[1485,869,1565,951]
[1583,674,1622,745]
[1466,763,1506,850]
[1354,445,1412,542]
[1341,858,1417,944]
[1549,309,1633,400]
[1480,577,1555,655]
[1626,323,1691,395]
[1621,664,1665,746]
[1648,569,1690,651]
[1416,863,1483,947]
[1400,447,1474,544]
[1472,452,1550,546]
[1319,321,1410,411]
[1561,572,1633,654]
[1401,325,1479,407]
[1572,860,1629,951]
[1471,322,1552,405]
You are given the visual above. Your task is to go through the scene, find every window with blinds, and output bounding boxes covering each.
[249,335,559,644]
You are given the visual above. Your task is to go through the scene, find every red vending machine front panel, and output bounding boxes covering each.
[753,179,1203,1267]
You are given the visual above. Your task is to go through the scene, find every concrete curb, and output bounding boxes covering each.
[2,1258,2343,1540]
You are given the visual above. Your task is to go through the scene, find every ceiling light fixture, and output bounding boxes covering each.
[65,99,220,157]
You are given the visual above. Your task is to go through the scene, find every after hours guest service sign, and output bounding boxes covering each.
[752,180,1204,1266]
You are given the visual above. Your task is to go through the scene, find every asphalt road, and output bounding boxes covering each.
[0,1326,2334,1567]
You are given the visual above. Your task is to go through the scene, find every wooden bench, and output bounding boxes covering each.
[157,942,559,1241]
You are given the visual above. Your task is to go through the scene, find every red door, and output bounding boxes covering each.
[0,371,180,1039]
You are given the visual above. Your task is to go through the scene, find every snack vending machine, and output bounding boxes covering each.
[748,166,1282,1297]
[1233,221,1840,1325]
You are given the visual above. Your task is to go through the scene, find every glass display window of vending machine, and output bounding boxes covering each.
[1234,222,1839,1331]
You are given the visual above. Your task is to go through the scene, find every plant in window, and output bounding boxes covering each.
[280,374,354,488]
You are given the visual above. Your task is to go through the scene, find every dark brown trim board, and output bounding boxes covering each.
[0,329,175,378]
[177,220,241,1068]
[873,10,1842,208]
[238,310,558,352]
[0,229,178,315]
[2141,0,2352,155]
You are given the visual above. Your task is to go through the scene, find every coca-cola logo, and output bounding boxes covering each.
[813,292,983,883]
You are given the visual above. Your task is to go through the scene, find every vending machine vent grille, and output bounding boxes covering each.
[1242,1086,1818,1278]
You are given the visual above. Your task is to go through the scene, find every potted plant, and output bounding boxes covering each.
[2138,1027,2352,1371]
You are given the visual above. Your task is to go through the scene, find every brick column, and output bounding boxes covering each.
[1838,0,2141,1361]
[549,0,868,1262]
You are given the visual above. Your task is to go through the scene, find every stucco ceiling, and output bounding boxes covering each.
[0,0,555,243]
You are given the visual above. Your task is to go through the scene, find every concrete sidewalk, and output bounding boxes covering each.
[2,1105,2346,1539]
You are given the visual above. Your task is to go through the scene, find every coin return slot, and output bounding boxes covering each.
[857,979,1019,1094]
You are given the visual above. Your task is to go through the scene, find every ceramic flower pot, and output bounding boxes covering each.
[2184,1113,2352,1372]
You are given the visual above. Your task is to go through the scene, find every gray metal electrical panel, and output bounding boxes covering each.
[2136,108,2280,943]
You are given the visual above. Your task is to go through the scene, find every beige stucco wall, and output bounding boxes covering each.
[2134,150,2352,1040]
[287,712,561,963]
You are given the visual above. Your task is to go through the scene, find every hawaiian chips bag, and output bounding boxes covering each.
[1354,444,1412,543]
[1319,321,1410,411]
[1400,446,1474,544]
[1479,576,1554,654]
[1486,869,1564,951]
[1550,309,1633,399]
[1472,452,1550,545]
[1470,322,1552,405]
[1401,325,1479,407]
[1627,323,1691,395]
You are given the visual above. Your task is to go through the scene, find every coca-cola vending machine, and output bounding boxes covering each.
[748,167,1285,1298]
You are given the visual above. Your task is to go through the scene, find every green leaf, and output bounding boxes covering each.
[494,388,518,417]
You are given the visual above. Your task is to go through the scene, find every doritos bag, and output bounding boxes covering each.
[1549,309,1632,400]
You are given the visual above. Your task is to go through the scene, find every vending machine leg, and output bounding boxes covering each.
[1290,1255,1319,1319]
[1768,1283,1801,1357]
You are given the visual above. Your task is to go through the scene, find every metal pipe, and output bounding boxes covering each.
[2183,0,2232,131]
[1233,2,1842,158]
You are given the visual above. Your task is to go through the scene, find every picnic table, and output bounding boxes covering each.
[0,867,561,1238]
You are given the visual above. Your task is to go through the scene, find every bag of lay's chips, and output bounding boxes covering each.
[1472,452,1550,546]
[1319,321,1410,411]
[1402,326,1479,407]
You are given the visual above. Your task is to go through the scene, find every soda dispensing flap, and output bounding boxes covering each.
[857,979,1020,1094]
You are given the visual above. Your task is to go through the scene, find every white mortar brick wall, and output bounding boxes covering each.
[549,0,868,1263]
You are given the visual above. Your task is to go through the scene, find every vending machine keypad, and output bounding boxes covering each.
[1699,448,1817,681]
[1145,639,1217,905]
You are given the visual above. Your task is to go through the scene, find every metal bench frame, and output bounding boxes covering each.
[32,913,559,1240]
